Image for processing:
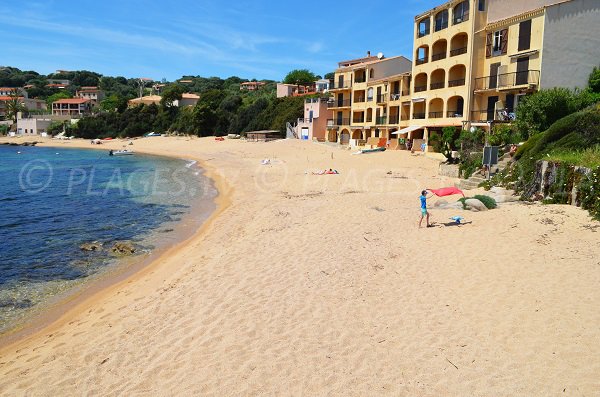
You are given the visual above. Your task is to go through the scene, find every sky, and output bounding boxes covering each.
[1,0,442,82]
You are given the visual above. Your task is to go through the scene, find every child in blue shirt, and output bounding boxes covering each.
[419,190,433,228]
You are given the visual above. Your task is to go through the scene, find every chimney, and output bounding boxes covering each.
[367,51,371,57]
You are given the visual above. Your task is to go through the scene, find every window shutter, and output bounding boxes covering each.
[500,29,508,55]
[486,32,492,58]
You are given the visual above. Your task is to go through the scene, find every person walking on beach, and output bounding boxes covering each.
[419,189,432,228]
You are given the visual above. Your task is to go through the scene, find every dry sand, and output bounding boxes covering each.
[1,136,599,396]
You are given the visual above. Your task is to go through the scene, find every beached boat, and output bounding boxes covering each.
[109,149,134,156]
[356,147,386,154]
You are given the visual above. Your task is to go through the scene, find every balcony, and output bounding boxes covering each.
[330,82,351,90]
[470,109,515,122]
[327,118,351,127]
[447,111,464,118]
[389,92,402,101]
[428,111,444,119]
[354,77,366,84]
[450,47,467,57]
[453,13,469,25]
[352,117,365,124]
[448,78,465,87]
[431,52,446,62]
[418,28,430,38]
[415,57,428,66]
[430,82,445,90]
[328,99,351,108]
[414,85,427,93]
[354,97,366,103]
[389,115,400,124]
[376,116,388,125]
[474,70,540,91]
[412,113,426,119]
[376,94,388,104]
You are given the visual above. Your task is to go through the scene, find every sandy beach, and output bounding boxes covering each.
[1,136,599,396]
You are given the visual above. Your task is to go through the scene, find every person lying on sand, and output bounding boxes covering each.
[312,168,339,175]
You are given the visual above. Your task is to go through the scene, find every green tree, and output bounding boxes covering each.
[324,72,335,81]
[3,89,26,124]
[100,94,128,113]
[160,84,185,108]
[46,91,72,108]
[283,69,317,85]
[587,66,600,93]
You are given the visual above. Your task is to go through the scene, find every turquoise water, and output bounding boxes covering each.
[0,145,215,333]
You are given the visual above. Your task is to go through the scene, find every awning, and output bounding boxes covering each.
[411,97,425,103]
[509,49,539,59]
[392,125,422,135]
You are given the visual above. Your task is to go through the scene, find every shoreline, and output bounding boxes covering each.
[0,138,232,351]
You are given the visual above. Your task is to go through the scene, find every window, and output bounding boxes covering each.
[369,68,375,79]
[435,10,448,31]
[453,1,469,24]
[367,88,374,101]
[518,19,532,51]
[478,0,485,11]
[486,29,508,57]
[418,18,430,37]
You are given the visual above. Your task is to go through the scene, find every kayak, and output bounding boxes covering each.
[360,147,386,154]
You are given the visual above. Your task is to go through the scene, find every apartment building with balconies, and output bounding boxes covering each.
[326,52,412,146]
[404,0,599,147]
[472,0,600,124]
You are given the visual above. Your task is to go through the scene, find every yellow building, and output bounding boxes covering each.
[405,0,600,148]
[326,53,412,146]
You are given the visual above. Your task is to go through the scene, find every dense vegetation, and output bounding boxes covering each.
[0,66,307,138]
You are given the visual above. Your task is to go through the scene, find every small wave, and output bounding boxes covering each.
[185,160,197,168]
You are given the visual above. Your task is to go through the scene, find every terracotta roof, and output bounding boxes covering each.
[181,93,200,99]
[0,96,25,101]
[0,87,21,91]
[53,98,90,104]
[241,81,266,85]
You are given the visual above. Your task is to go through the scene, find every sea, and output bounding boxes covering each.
[0,145,216,334]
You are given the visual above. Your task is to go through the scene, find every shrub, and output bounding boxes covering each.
[473,194,497,209]
[579,166,600,220]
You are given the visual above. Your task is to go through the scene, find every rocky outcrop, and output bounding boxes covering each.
[111,241,136,255]
[464,198,488,212]
[80,241,103,251]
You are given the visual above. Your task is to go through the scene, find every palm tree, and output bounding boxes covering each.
[4,88,26,125]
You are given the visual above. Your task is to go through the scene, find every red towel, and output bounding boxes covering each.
[428,187,465,197]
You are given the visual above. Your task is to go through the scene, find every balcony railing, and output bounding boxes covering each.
[418,28,430,38]
[376,94,387,103]
[430,82,445,90]
[428,111,444,118]
[450,46,467,57]
[447,111,463,118]
[413,113,426,119]
[352,118,365,124]
[328,99,351,108]
[354,97,366,103]
[416,57,428,65]
[470,109,516,122]
[354,77,366,84]
[431,52,447,62]
[414,85,427,93]
[376,116,388,125]
[389,115,400,124]
[331,82,351,89]
[390,92,402,101]
[327,118,351,127]
[474,70,540,91]
[448,78,466,87]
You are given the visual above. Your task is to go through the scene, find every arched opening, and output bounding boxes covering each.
[448,64,466,87]
[447,96,465,118]
[430,69,445,90]
[366,108,373,122]
[432,39,447,61]
[369,68,375,79]
[414,73,428,93]
[435,9,449,31]
[415,45,429,65]
[352,130,362,140]
[450,33,468,56]
[367,87,374,102]
[327,130,338,143]
[453,1,470,25]
[340,129,350,145]
[418,17,430,37]
[412,100,426,119]
[428,98,444,118]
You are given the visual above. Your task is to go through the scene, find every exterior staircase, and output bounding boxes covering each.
[457,153,513,190]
